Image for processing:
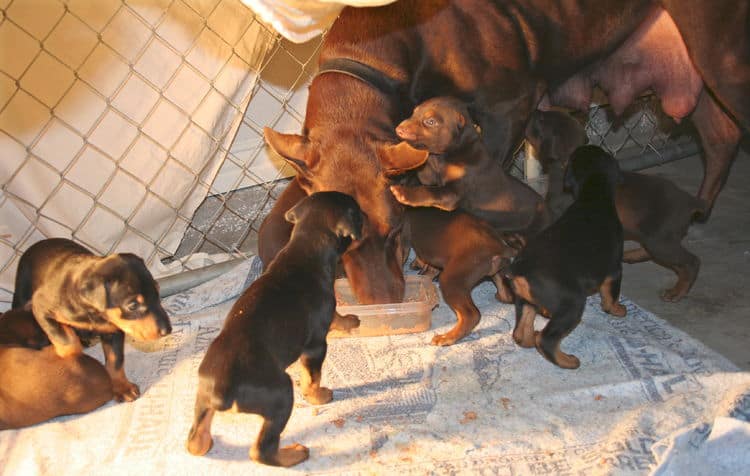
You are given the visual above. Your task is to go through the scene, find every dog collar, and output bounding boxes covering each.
[315,58,402,97]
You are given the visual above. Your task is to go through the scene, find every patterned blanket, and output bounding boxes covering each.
[1,257,748,475]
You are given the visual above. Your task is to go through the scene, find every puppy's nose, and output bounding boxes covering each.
[159,322,172,336]
[396,124,416,141]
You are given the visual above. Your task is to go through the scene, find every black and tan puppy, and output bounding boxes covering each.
[389,96,548,234]
[186,192,362,467]
[506,146,626,369]
[526,110,708,301]
[0,309,113,430]
[406,207,518,346]
[13,238,171,401]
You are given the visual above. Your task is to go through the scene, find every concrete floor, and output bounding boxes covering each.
[620,148,750,370]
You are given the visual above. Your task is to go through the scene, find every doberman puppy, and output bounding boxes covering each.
[406,207,518,346]
[526,110,708,301]
[13,238,172,401]
[186,192,362,467]
[389,96,549,234]
[505,146,627,369]
[0,309,113,430]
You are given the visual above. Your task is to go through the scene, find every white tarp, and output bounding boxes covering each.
[242,0,397,43]
[1,260,748,475]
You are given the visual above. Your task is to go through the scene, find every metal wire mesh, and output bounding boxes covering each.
[0,0,283,305]
[0,0,698,306]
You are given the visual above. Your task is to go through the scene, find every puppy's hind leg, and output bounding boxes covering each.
[512,298,537,348]
[432,265,482,346]
[300,344,332,405]
[250,374,309,467]
[186,394,216,456]
[536,298,585,369]
[646,241,700,302]
[599,274,627,317]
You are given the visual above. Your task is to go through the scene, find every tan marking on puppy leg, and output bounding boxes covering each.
[535,332,580,369]
[599,276,626,317]
[491,273,513,303]
[431,308,480,346]
[513,303,537,348]
[510,276,535,304]
[271,444,310,467]
[53,324,84,358]
[300,365,332,405]
[186,408,216,456]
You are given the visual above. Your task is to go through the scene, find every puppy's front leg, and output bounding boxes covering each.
[329,311,359,333]
[299,345,332,405]
[390,184,459,211]
[101,331,140,402]
[31,302,83,358]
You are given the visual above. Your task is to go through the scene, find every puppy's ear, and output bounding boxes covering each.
[78,272,108,310]
[284,199,308,224]
[284,208,298,224]
[264,127,317,173]
[377,142,430,177]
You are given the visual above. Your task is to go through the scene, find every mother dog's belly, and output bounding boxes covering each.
[543,7,703,122]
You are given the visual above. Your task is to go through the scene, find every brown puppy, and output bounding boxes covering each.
[405,207,518,346]
[13,238,172,401]
[526,110,708,301]
[506,146,626,369]
[0,309,113,430]
[389,97,549,234]
[187,192,362,467]
[0,306,49,349]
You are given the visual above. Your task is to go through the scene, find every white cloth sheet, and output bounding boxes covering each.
[241,0,397,42]
[1,259,748,475]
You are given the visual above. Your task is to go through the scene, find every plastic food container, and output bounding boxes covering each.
[329,275,440,338]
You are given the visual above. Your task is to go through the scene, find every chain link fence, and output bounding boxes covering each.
[0,0,699,307]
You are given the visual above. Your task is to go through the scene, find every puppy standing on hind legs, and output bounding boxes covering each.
[505,146,627,369]
[186,191,362,467]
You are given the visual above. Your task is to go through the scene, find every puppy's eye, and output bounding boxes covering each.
[125,300,139,312]
[423,117,438,127]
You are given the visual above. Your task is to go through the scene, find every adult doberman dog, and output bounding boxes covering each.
[262,0,748,305]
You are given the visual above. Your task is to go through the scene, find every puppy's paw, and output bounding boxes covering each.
[304,386,333,405]
[606,302,627,317]
[274,443,310,467]
[535,332,580,369]
[341,314,360,331]
[330,312,360,333]
[512,327,535,348]
[431,331,463,346]
[660,287,685,302]
[112,379,141,402]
